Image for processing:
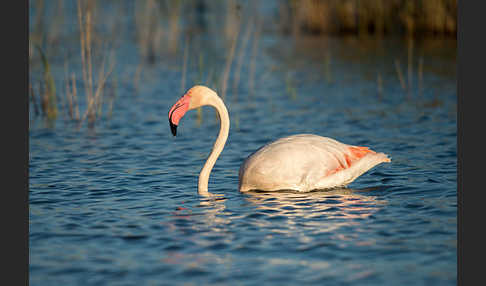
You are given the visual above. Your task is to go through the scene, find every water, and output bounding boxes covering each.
[29,5,456,285]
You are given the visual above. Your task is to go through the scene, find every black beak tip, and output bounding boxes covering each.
[170,121,177,136]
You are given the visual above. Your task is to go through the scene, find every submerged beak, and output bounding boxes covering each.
[168,94,191,137]
[170,120,177,136]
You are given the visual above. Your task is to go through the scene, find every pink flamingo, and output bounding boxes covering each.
[169,85,391,197]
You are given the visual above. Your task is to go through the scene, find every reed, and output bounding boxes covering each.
[232,18,254,100]
[39,81,47,117]
[140,0,154,61]
[96,54,107,118]
[208,67,220,94]
[76,0,116,127]
[135,0,161,63]
[392,41,430,103]
[47,0,65,46]
[35,45,57,120]
[77,0,92,122]
[220,19,240,100]
[164,0,182,55]
[377,72,383,100]
[197,52,204,84]
[32,0,45,47]
[30,0,119,128]
[29,82,39,117]
[71,73,80,121]
[285,72,297,100]
[196,52,205,125]
[86,12,95,120]
[181,36,189,93]
[418,56,424,97]
[394,59,406,91]
[107,74,117,119]
[64,60,74,120]
[407,38,414,98]
[248,16,262,97]
[80,56,115,126]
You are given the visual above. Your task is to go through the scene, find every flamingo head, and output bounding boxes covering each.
[169,85,217,136]
[168,93,192,136]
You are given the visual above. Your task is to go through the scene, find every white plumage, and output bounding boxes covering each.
[238,134,390,192]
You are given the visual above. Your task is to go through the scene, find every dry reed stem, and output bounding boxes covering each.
[77,0,115,126]
[133,62,143,95]
[377,72,383,100]
[38,81,45,116]
[181,36,189,93]
[108,99,114,119]
[407,38,413,98]
[86,11,95,122]
[152,25,163,62]
[78,0,95,122]
[71,73,79,121]
[77,0,88,105]
[35,45,57,119]
[205,68,214,87]
[76,0,114,126]
[80,59,115,125]
[48,0,65,45]
[30,82,39,116]
[100,48,116,116]
[96,54,107,118]
[194,51,203,125]
[33,0,45,46]
[221,23,240,100]
[65,76,73,120]
[107,75,117,119]
[249,17,262,97]
[92,56,107,120]
[285,72,297,100]
[233,18,254,98]
[196,52,204,84]
[394,59,406,91]
[40,81,48,116]
[168,1,181,54]
[418,57,423,97]
[64,58,74,120]
[141,0,155,60]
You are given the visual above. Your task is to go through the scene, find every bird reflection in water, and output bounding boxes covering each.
[242,187,388,245]
[244,187,386,220]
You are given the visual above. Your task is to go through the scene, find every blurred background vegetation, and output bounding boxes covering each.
[284,0,456,37]
[29,0,456,128]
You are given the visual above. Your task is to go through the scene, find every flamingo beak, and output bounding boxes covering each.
[169,120,178,136]
[168,94,191,137]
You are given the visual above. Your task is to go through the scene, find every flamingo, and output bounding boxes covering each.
[168,85,391,197]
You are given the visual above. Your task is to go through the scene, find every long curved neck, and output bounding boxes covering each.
[198,93,229,196]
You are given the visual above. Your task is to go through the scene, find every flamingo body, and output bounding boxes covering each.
[238,134,390,192]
